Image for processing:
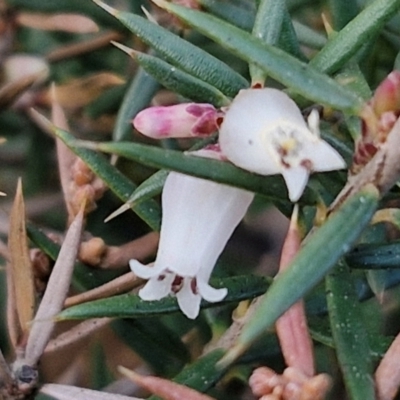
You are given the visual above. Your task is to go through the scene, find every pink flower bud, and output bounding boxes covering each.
[371,70,400,116]
[133,103,219,139]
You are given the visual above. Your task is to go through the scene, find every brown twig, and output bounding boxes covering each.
[64,272,143,308]
[46,31,124,63]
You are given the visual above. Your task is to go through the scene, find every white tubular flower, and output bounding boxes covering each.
[130,165,254,319]
[219,88,346,202]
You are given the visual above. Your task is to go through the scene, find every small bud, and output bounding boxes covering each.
[250,367,284,397]
[79,237,106,266]
[72,158,94,186]
[133,103,218,139]
[371,70,400,116]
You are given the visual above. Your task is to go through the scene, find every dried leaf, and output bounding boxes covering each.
[6,257,22,350]
[118,366,216,400]
[17,12,99,33]
[40,383,143,400]
[275,205,315,376]
[8,179,35,336]
[39,73,125,109]
[24,205,85,366]
[375,333,400,400]
[51,83,77,220]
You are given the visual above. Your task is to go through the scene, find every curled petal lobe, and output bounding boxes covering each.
[129,260,163,279]
[176,278,201,320]
[197,280,228,302]
[219,88,346,201]
[138,273,174,301]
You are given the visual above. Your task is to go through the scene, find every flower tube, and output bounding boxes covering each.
[130,161,254,319]
[219,88,346,202]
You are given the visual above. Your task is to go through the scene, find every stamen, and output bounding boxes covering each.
[191,278,198,295]
[171,275,183,293]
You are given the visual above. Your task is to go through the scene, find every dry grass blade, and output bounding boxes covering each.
[24,205,85,367]
[40,383,143,400]
[16,12,99,34]
[51,83,77,220]
[118,366,216,400]
[45,318,112,354]
[64,272,141,308]
[8,178,35,337]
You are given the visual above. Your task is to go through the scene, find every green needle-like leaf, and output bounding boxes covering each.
[152,0,363,113]
[249,0,286,84]
[347,241,400,269]
[149,349,227,400]
[311,0,400,74]
[220,184,379,365]
[93,0,248,98]
[105,170,168,223]
[32,111,161,231]
[91,141,316,204]
[112,319,190,376]
[56,275,269,320]
[113,68,160,142]
[328,0,359,30]
[56,127,161,230]
[326,261,375,400]
[113,44,230,107]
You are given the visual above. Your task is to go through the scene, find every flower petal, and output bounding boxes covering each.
[281,166,309,202]
[197,280,228,303]
[219,88,308,175]
[129,260,165,279]
[176,278,201,319]
[139,273,174,301]
[301,140,346,172]
[156,172,253,277]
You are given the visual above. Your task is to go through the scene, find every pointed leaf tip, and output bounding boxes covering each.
[151,0,167,8]
[92,0,118,16]
[111,41,136,57]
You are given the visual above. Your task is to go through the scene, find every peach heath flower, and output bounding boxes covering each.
[130,152,254,319]
[219,88,346,202]
[133,103,219,139]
